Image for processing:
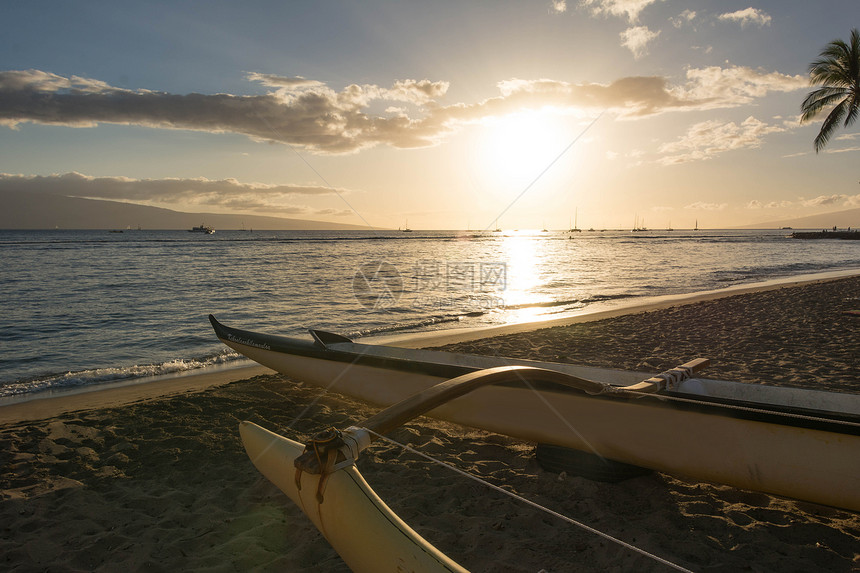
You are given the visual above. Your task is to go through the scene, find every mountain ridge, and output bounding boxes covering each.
[0,191,375,230]
[732,207,860,230]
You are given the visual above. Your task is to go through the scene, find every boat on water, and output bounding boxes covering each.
[210,315,860,512]
[568,209,582,233]
[189,223,214,234]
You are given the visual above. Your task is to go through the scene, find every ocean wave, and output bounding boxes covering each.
[711,260,860,284]
[0,349,242,398]
[346,313,471,338]
[503,293,635,311]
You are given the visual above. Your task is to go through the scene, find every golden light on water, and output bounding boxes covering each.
[498,233,550,322]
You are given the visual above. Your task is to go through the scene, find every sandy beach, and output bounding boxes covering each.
[2,276,859,572]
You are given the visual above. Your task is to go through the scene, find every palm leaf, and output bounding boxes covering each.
[800,28,860,152]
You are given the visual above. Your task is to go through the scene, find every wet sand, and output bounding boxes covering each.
[1,276,859,572]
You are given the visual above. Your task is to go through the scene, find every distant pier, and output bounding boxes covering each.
[791,230,860,240]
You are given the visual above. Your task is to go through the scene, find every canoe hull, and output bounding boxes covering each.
[216,318,860,511]
[239,421,467,573]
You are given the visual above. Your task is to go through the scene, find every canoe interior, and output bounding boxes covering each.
[209,316,860,421]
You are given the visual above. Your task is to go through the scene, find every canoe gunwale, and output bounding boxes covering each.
[209,316,860,436]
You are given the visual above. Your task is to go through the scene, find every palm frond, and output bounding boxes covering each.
[814,101,848,153]
[844,101,858,128]
[800,87,849,122]
[802,28,860,152]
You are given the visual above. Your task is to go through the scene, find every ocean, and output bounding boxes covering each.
[2,228,859,400]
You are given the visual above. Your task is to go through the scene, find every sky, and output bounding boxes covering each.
[1,0,858,230]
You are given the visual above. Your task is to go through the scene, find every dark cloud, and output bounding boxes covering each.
[0,67,807,154]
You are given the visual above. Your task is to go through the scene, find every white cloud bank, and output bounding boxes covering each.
[658,116,790,164]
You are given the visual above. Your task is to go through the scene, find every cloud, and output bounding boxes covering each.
[677,66,807,107]
[718,8,772,27]
[825,146,860,154]
[748,194,860,211]
[491,75,685,117]
[685,201,727,211]
[659,116,787,164]
[620,26,660,59]
[669,10,696,29]
[384,79,450,104]
[0,172,350,215]
[0,67,810,154]
[549,0,567,14]
[822,133,860,154]
[580,0,662,23]
[0,69,118,95]
[0,69,451,154]
[488,64,803,118]
[245,73,325,89]
[747,199,794,209]
[801,194,860,208]
[315,208,354,216]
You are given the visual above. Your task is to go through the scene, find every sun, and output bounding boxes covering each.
[476,109,572,186]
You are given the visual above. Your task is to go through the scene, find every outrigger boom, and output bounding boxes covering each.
[293,360,710,481]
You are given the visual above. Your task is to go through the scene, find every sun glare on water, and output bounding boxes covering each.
[497,233,546,321]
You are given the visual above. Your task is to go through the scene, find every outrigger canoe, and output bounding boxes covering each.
[211,315,860,512]
[240,365,686,573]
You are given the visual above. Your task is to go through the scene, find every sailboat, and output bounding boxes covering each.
[401,219,413,232]
[568,209,582,233]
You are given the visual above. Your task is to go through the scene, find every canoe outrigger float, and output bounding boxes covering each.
[211,315,860,512]
[240,421,469,572]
